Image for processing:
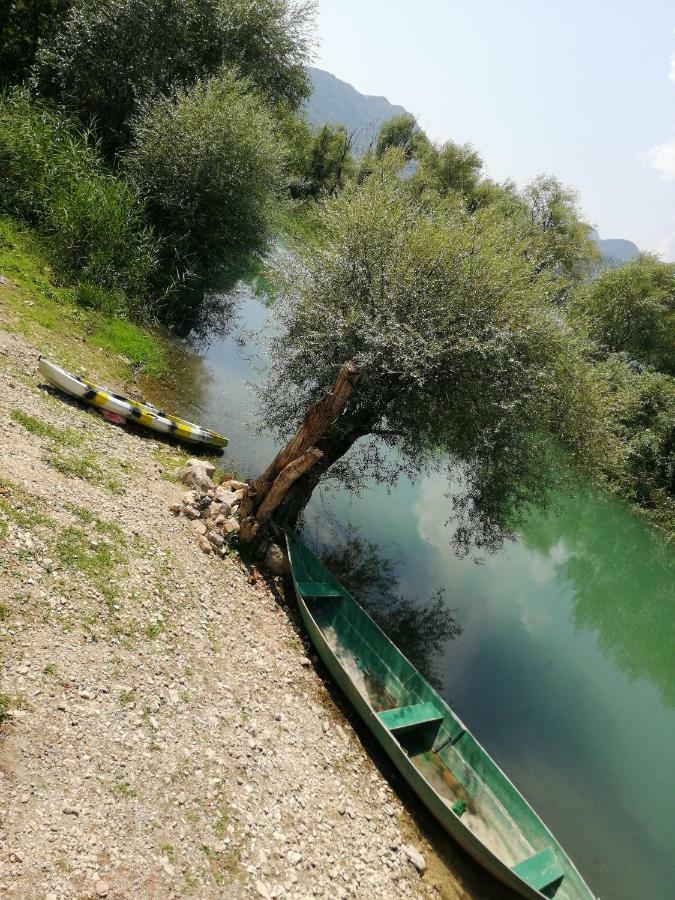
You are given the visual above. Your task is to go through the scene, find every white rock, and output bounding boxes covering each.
[95,881,110,897]
[181,466,212,492]
[223,517,240,535]
[187,458,216,477]
[214,487,237,506]
[221,479,248,491]
[402,843,426,873]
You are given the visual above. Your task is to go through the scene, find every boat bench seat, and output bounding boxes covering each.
[295,579,343,599]
[377,702,444,733]
[512,846,564,893]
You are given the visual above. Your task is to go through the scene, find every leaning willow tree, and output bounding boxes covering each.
[240,153,613,556]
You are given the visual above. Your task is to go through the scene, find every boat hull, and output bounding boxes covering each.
[38,358,227,450]
[286,531,596,900]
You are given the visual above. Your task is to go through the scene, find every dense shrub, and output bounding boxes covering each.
[125,70,282,300]
[280,116,355,198]
[0,0,72,88]
[34,0,314,155]
[599,357,675,531]
[572,255,675,374]
[0,90,156,305]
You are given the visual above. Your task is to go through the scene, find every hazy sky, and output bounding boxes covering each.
[313,0,675,259]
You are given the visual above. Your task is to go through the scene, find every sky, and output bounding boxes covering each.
[313,0,675,260]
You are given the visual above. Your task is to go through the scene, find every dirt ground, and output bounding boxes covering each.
[0,315,512,898]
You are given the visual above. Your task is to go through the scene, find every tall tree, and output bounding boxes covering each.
[374,113,428,161]
[521,174,599,297]
[413,139,484,199]
[240,155,611,555]
[571,254,675,374]
[34,0,316,156]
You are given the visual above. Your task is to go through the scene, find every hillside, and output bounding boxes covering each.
[588,228,640,267]
[303,67,412,155]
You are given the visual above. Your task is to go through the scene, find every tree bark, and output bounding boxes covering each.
[239,361,360,549]
[256,448,323,522]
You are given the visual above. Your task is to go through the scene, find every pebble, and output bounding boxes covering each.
[402,843,426,874]
[0,339,425,900]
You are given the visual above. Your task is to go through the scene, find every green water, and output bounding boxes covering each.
[152,288,675,900]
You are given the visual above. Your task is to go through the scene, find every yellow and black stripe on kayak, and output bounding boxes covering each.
[38,358,228,449]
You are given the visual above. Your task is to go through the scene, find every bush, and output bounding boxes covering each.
[572,255,675,374]
[125,70,282,302]
[0,90,156,308]
[599,356,675,533]
[35,0,314,156]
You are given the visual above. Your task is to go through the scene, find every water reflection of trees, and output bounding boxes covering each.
[522,489,675,707]
[315,525,462,690]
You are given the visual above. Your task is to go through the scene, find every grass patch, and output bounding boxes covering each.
[11,409,83,446]
[43,663,58,677]
[0,694,11,724]
[0,478,54,530]
[143,621,164,640]
[0,216,167,380]
[0,603,9,621]
[160,843,176,863]
[44,450,122,493]
[119,689,136,705]
[200,844,240,884]
[53,524,124,576]
[112,779,136,798]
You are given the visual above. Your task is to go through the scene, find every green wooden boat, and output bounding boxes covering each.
[285,530,597,900]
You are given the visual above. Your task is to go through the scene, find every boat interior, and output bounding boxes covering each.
[287,533,587,899]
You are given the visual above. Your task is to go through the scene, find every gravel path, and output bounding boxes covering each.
[0,326,504,899]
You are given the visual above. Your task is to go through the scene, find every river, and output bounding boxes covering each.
[149,283,675,900]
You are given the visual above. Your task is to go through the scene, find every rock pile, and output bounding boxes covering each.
[170,460,290,576]
[170,458,247,557]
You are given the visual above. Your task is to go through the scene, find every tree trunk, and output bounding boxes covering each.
[239,360,360,552]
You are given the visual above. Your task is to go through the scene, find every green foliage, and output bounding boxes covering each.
[261,157,611,552]
[126,70,282,311]
[0,693,11,724]
[413,139,484,199]
[283,119,355,198]
[598,358,674,530]
[521,174,599,294]
[35,0,315,155]
[10,409,82,446]
[0,215,167,375]
[374,113,428,161]
[0,0,72,87]
[572,255,675,374]
[217,0,316,110]
[0,90,157,306]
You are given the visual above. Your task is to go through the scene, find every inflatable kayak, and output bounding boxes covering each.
[38,358,228,449]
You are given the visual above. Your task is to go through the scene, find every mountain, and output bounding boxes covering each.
[303,67,411,155]
[303,70,641,265]
[589,230,640,268]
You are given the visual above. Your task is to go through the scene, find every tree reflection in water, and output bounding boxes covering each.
[314,525,462,690]
[522,488,675,707]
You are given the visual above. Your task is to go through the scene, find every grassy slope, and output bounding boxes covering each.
[0,216,166,383]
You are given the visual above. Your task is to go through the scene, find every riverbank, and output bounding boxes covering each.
[0,245,509,897]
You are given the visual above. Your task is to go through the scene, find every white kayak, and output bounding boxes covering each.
[38,358,228,449]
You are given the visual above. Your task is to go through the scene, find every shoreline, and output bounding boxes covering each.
[0,259,506,897]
